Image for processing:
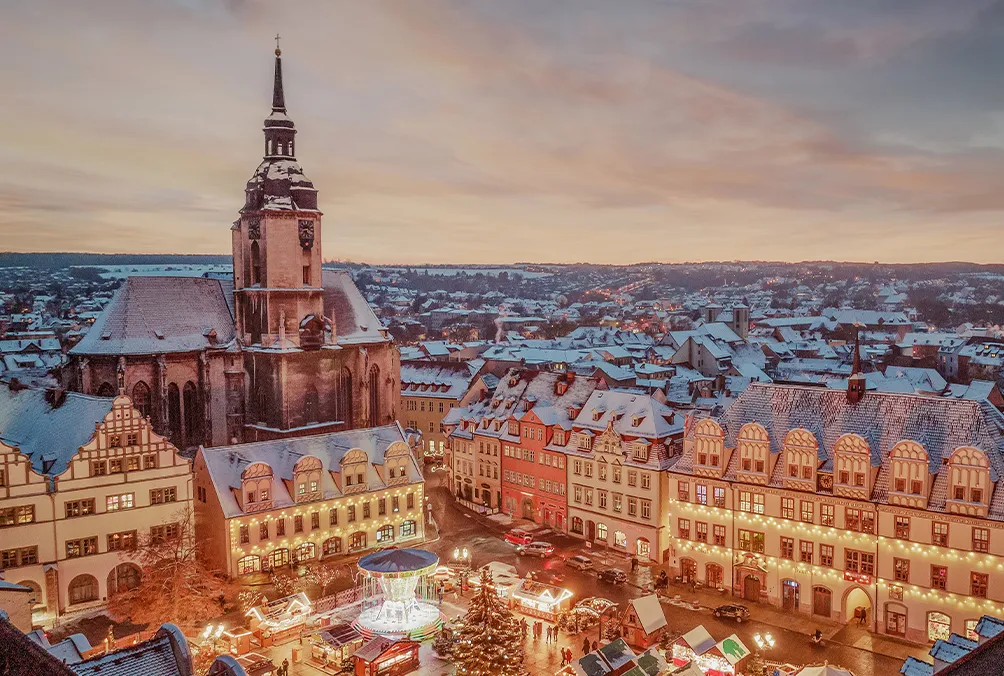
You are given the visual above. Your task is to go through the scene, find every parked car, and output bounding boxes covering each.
[596,569,627,584]
[566,555,594,571]
[713,604,750,623]
[516,541,555,558]
[504,529,534,546]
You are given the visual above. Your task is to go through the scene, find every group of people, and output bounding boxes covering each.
[516,617,600,667]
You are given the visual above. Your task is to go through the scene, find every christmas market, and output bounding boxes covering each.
[245,592,313,647]
[308,623,366,670]
[509,577,574,621]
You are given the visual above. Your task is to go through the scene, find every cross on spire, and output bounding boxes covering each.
[274,33,281,56]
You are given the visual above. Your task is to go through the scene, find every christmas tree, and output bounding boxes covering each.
[452,568,525,676]
[433,627,455,658]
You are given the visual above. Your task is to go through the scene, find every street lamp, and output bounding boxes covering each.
[752,632,774,650]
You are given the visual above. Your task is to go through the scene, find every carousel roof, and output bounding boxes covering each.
[358,548,439,575]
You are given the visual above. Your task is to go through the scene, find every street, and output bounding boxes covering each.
[420,466,921,675]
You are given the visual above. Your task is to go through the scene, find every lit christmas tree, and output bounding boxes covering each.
[452,568,525,676]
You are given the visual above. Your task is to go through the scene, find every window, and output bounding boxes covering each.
[627,470,637,486]
[311,512,320,529]
[820,544,834,567]
[107,530,137,551]
[323,538,342,556]
[106,493,134,511]
[596,523,608,540]
[240,525,250,544]
[641,474,651,490]
[696,522,708,543]
[737,529,764,553]
[143,453,157,469]
[895,516,910,539]
[845,550,874,576]
[584,463,593,478]
[742,458,751,471]
[65,537,98,558]
[599,491,608,509]
[894,558,910,582]
[92,461,107,476]
[346,506,356,523]
[641,500,651,519]
[788,464,798,478]
[973,528,989,553]
[126,456,140,471]
[378,499,387,516]
[713,525,726,546]
[738,491,751,513]
[68,575,98,605]
[238,555,261,575]
[821,504,834,527]
[781,497,794,520]
[800,501,813,523]
[931,565,947,590]
[753,493,765,514]
[613,494,622,512]
[802,465,812,479]
[627,497,637,516]
[276,519,285,536]
[966,620,980,642]
[614,531,627,548]
[392,496,400,512]
[895,477,906,492]
[933,522,949,547]
[302,264,311,285]
[294,515,303,533]
[911,479,922,495]
[260,522,269,540]
[574,486,582,504]
[679,519,690,540]
[973,488,984,503]
[109,458,123,473]
[780,537,794,559]
[0,505,34,526]
[376,524,395,543]
[613,467,621,483]
[845,507,860,531]
[713,487,726,508]
[854,472,865,487]
[696,484,707,505]
[407,492,415,509]
[955,486,965,500]
[972,572,989,598]
[400,520,416,538]
[0,546,37,568]
[363,502,371,519]
[150,487,177,504]
[571,517,583,534]
[928,612,951,642]
[678,481,690,502]
[329,508,338,526]
[573,460,581,476]
[862,511,875,534]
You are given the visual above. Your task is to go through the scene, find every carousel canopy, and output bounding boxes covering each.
[793,666,856,676]
[358,548,439,576]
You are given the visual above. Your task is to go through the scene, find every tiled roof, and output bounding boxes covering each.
[0,386,113,476]
[71,625,191,676]
[0,613,76,676]
[71,276,235,355]
[322,270,387,345]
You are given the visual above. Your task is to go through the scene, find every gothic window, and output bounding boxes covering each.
[250,240,262,286]
[96,382,116,397]
[337,368,353,426]
[183,381,199,447]
[368,365,381,427]
[132,381,151,418]
[167,383,182,442]
[304,386,319,424]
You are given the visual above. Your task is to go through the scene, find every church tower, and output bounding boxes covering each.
[232,42,325,348]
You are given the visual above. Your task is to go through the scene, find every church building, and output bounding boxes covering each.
[67,46,399,449]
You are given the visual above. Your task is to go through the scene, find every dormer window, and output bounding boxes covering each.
[509,421,519,435]
[247,490,255,503]
[240,462,274,513]
[592,409,602,421]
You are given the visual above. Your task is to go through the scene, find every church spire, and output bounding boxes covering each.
[847,324,866,404]
[272,35,286,113]
[851,324,862,376]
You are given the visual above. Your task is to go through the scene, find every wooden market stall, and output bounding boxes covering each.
[509,578,573,621]
[353,636,420,676]
[620,594,668,649]
[246,592,313,647]
[310,623,365,670]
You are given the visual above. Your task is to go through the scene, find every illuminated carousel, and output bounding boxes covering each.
[352,548,443,640]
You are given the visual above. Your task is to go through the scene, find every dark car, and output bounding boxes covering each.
[713,604,750,623]
[596,568,628,584]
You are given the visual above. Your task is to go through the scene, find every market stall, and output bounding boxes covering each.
[509,578,573,621]
[620,594,667,649]
[353,636,420,676]
[246,592,312,647]
[672,626,750,676]
[310,623,365,670]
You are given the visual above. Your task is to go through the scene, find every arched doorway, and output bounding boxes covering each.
[481,488,491,507]
[813,586,832,617]
[743,574,761,601]
[782,579,800,611]
[681,558,697,584]
[885,603,908,637]
[586,520,595,540]
[706,563,723,589]
[843,586,872,626]
[349,531,367,552]
[107,563,142,594]
[68,574,98,605]
[636,538,651,559]
[15,580,43,609]
[267,548,290,570]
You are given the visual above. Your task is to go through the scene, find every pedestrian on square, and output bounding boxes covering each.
[281,658,289,675]
[591,640,598,652]
[582,636,590,655]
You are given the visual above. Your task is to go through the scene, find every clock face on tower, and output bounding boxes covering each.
[247,218,261,240]
[298,219,315,249]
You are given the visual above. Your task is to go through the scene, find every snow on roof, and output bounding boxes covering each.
[71,276,235,356]
[72,624,191,676]
[575,390,682,440]
[679,625,716,655]
[201,424,416,519]
[899,657,934,676]
[628,594,667,635]
[0,386,114,476]
[322,270,388,345]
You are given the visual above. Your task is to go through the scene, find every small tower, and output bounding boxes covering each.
[847,326,866,404]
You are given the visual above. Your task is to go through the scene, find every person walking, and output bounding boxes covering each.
[592,640,598,652]
[281,658,289,676]
[583,636,590,655]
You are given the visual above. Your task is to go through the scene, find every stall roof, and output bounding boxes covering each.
[679,625,717,655]
[317,624,363,648]
[629,595,667,635]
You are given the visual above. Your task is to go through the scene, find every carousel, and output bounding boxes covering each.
[353,548,443,641]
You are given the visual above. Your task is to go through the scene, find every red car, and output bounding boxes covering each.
[504,529,533,546]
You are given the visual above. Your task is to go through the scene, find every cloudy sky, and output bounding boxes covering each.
[1,0,1003,264]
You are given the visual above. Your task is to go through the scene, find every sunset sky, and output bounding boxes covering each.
[1,0,1003,264]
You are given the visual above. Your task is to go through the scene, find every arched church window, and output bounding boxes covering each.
[304,386,319,424]
[96,382,116,397]
[167,383,181,442]
[368,365,381,427]
[183,381,199,447]
[250,241,262,286]
[132,381,151,418]
[337,368,353,426]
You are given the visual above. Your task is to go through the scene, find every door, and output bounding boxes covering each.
[681,559,697,584]
[782,580,800,611]
[556,513,564,531]
[544,508,552,525]
[743,575,761,602]
[886,610,907,637]
[587,520,596,541]
[522,499,534,520]
[813,587,832,617]
[481,489,491,507]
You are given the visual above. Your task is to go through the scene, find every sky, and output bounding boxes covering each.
[1,0,1004,264]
